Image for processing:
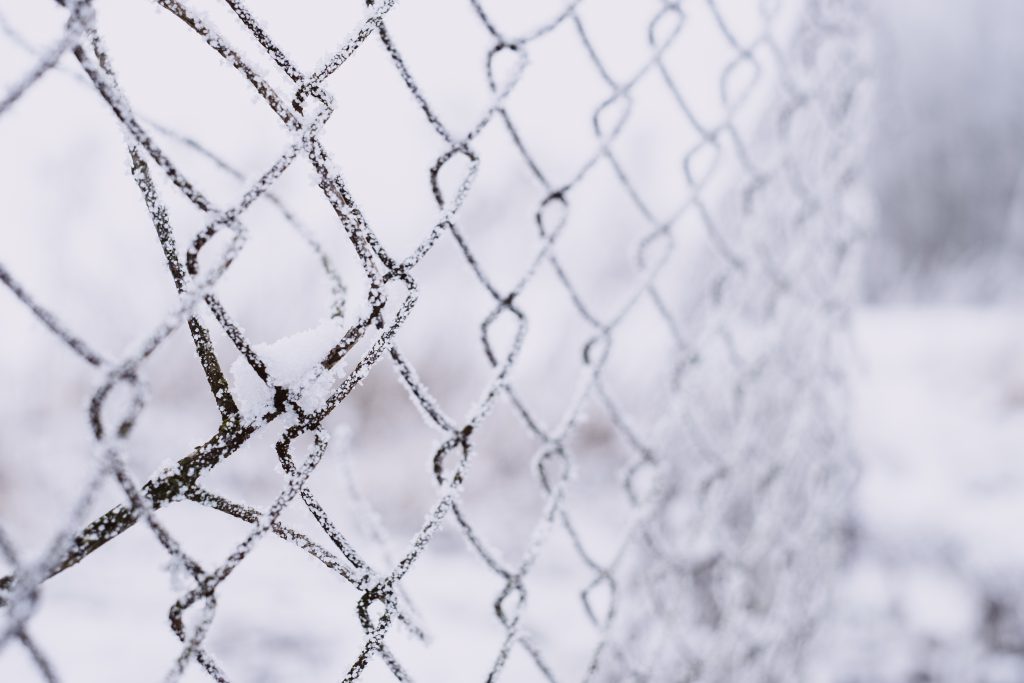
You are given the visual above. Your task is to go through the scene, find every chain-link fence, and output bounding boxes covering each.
[0,0,870,680]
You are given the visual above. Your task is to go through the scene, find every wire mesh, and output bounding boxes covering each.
[0,0,870,680]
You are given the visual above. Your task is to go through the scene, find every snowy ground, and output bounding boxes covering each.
[810,306,1024,683]
[4,305,1024,681]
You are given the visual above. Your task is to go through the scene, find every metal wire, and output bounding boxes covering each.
[0,0,870,680]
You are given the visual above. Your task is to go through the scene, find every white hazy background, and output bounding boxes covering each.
[0,0,1021,682]
[817,1,1024,682]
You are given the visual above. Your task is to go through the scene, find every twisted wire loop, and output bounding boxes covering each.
[0,0,871,680]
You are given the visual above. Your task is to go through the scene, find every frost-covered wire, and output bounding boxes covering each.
[0,0,870,680]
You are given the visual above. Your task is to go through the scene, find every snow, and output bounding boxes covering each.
[808,305,1024,682]
[3,304,1020,681]
[850,308,1024,573]
[229,317,348,419]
